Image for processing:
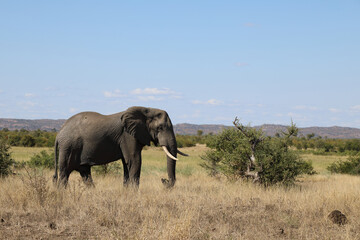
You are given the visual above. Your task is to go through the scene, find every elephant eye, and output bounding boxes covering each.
[157,125,164,131]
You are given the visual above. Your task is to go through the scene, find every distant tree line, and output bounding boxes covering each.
[0,128,56,147]
[2,126,360,178]
[1,127,360,155]
[289,135,360,155]
[176,130,214,148]
[178,131,360,155]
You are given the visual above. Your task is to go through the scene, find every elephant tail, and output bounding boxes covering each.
[53,139,59,184]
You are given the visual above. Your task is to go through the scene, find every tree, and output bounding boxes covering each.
[201,118,314,186]
[0,138,14,177]
[306,133,315,140]
[21,135,36,147]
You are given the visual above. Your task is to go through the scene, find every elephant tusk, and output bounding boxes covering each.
[177,149,189,156]
[162,146,178,161]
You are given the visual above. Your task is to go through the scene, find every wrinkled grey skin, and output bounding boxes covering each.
[53,106,178,188]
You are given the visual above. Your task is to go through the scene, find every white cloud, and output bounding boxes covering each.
[25,93,35,97]
[137,96,163,101]
[19,101,37,108]
[69,108,78,113]
[192,99,223,106]
[329,108,342,113]
[104,89,126,98]
[350,105,360,112]
[294,105,318,111]
[131,88,175,95]
[130,87,181,101]
[286,112,309,122]
[208,99,223,105]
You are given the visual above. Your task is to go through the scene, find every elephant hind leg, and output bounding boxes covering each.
[79,165,94,187]
[58,151,72,188]
[59,170,70,188]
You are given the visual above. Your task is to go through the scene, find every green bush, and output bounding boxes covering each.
[0,138,14,177]
[327,154,360,175]
[28,150,54,169]
[201,120,315,186]
[93,162,123,175]
[176,135,197,148]
[0,128,57,147]
[21,135,36,147]
[202,128,250,178]
[255,137,315,186]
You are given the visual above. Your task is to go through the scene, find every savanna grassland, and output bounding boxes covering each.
[1,145,360,239]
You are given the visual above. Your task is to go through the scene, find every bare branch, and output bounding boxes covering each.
[233,117,250,138]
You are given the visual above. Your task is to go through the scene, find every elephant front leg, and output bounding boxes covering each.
[79,165,95,187]
[121,158,130,187]
[122,152,142,187]
[120,136,143,188]
[128,155,142,186]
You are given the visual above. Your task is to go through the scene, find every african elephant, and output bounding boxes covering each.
[53,106,187,188]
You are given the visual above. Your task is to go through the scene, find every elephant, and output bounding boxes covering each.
[53,106,187,188]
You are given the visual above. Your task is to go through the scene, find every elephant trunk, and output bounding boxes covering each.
[160,132,177,188]
[166,144,177,187]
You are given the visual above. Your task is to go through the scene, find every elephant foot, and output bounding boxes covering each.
[52,175,58,185]
[84,181,95,188]
[161,178,175,188]
[123,179,140,190]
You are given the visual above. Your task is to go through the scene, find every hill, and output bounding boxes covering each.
[1,118,360,139]
[174,123,360,139]
[256,124,360,139]
[0,118,65,132]
[173,123,229,135]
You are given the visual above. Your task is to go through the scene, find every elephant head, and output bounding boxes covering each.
[121,106,187,187]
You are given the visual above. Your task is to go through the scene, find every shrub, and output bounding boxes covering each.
[21,167,50,207]
[202,128,250,179]
[93,162,123,175]
[0,138,14,176]
[176,135,196,148]
[28,150,54,169]
[1,129,57,147]
[201,119,315,186]
[327,154,360,175]
[21,135,36,147]
[255,137,315,186]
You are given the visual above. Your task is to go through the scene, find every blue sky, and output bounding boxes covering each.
[1,1,360,127]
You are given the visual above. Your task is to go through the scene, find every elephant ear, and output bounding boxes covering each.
[121,107,152,146]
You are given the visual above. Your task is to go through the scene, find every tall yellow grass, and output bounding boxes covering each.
[1,146,359,239]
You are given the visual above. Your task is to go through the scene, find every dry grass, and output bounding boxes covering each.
[1,146,360,239]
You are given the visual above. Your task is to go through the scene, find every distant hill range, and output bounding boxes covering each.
[1,118,360,139]
[0,118,65,132]
[174,123,360,139]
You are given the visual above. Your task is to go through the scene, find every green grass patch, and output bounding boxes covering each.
[10,147,53,162]
[300,153,347,175]
[9,146,347,177]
